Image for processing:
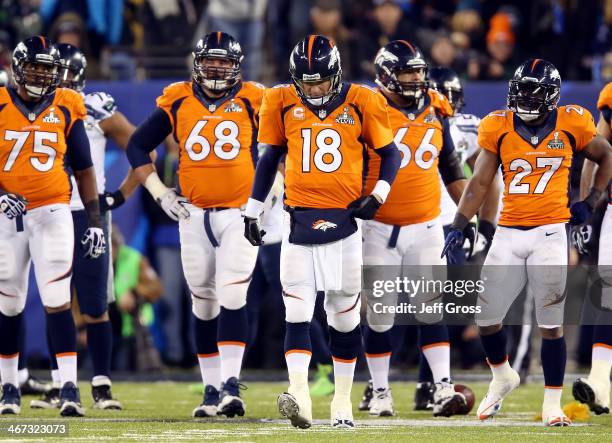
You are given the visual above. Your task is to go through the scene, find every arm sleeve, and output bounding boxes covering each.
[438,118,466,184]
[251,144,288,202]
[373,143,401,184]
[66,119,93,171]
[362,91,394,149]
[126,108,173,168]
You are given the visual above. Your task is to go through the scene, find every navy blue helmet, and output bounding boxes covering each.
[12,36,61,99]
[428,66,464,112]
[289,35,342,107]
[374,40,428,101]
[57,43,87,92]
[193,31,243,91]
[507,59,561,121]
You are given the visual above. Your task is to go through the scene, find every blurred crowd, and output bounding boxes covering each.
[1,0,611,83]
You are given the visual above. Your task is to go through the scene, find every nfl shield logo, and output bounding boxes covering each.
[531,136,539,145]
[208,104,216,112]
[318,109,327,119]
[28,112,36,122]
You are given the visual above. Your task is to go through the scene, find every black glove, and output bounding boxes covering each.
[569,200,593,226]
[244,216,265,246]
[463,222,477,260]
[99,190,126,212]
[348,195,382,220]
[478,220,496,253]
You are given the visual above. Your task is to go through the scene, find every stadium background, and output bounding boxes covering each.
[2,0,610,376]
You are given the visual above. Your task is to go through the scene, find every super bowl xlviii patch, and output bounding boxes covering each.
[335,106,355,125]
[42,107,60,124]
[547,131,565,149]
[224,100,243,113]
[424,108,438,124]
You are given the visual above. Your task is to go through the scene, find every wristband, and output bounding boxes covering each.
[451,213,470,231]
[584,188,603,209]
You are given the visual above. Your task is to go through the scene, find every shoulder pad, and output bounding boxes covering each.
[597,82,612,110]
[84,91,117,121]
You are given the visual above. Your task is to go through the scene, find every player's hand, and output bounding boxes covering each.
[462,222,477,260]
[570,224,593,256]
[569,200,593,225]
[348,195,382,220]
[81,227,106,259]
[244,216,265,246]
[478,220,495,253]
[441,228,464,264]
[99,190,126,212]
[157,189,189,221]
[0,193,27,219]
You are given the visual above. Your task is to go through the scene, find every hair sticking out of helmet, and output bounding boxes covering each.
[193,32,243,93]
[428,66,464,112]
[374,40,428,106]
[289,35,343,108]
[12,36,61,100]
[507,58,561,122]
[56,43,87,92]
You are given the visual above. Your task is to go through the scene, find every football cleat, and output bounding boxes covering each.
[414,381,435,410]
[369,387,394,417]
[218,377,245,418]
[0,384,21,414]
[59,382,85,417]
[193,384,220,418]
[476,369,520,420]
[433,379,466,417]
[572,377,610,415]
[278,388,312,429]
[30,387,60,409]
[331,396,355,428]
[20,375,51,396]
[358,379,373,411]
[542,408,571,427]
[92,379,122,410]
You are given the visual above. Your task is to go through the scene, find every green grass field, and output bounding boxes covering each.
[0,381,610,442]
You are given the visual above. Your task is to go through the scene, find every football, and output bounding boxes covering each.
[454,384,476,414]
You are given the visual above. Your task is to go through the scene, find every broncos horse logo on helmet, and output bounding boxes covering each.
[12,36,61,99]
[374,40,428,105]
[193,32,243,92]
[57,43,87,92]
[289,35,342,108]
[428,66,464,112]
[507,59,561,122]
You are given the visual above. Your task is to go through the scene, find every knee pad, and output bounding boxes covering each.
[217,279,248,310]
[283,290,315,324]
[192,293,220,321]
[365,306,394,333]
[0,293,26,317]
[0,246,16,281]
[325,293,361,333]
[40,281,71,309]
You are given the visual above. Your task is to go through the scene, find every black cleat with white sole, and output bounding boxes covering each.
[30,387,60,409]
[218,377,245,418]
[0,384,21,414]
[59,382,85,417]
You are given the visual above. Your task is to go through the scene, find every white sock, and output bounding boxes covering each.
[590,344,612,381]
[218,342,245,382]
[422,343,450,383]
[18,367,29,385]
[91,375,111,387]
[365,353,390,390]
[543,387,563,411]
[56,352,77,386]
[198,353,221,390]
[286,350,311,390]
[489,358,513,379]
[0,353,19,387]
[333,357,356,402]
[51,369,61,388]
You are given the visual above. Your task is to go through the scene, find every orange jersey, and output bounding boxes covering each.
[157,81,264,208]
[479,106,596,226]
[364,89,454,225]
[0,87,85,209]
[258,83,394,208]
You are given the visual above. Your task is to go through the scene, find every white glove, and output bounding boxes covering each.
[0,193,27,219]
[81,227,106,259]
[157,189,190,221]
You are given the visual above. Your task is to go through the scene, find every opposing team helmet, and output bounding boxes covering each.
[289,35,342,107]
[507,59,561,121]
[428,66,464,112]
[12,36,61,99]
[375,40,428,100]
[57,43,87,92]
[193,32,243,92]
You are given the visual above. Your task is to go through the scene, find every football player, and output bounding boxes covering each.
[442,59,612,426]
[29,43,141,411]
[0,36,105,417]
[243,35,401,428]
[126,32,264,418]
[359,42,469,418]
[573,81,612,415]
